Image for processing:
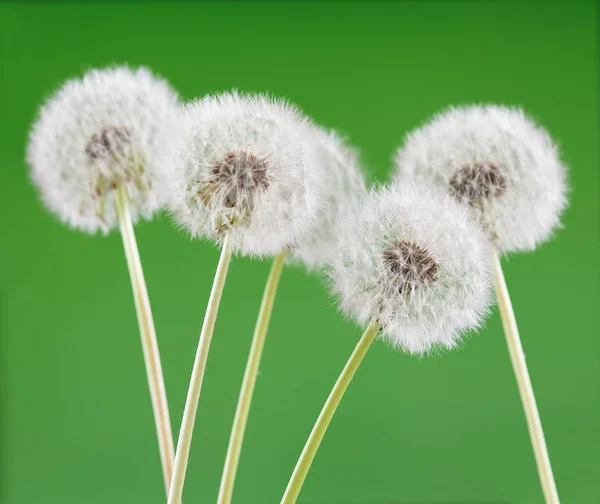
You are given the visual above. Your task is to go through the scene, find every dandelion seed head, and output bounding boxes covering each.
[290,129,368,269]
[169,91,326,257]
[27,66,180,233]
[394,105,568,253]
[328,182,493,355]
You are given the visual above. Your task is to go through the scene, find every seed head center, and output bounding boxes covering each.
[383,241,438,293]
[85,126,132,162]
[449,163,507,204]
[210,150,270,208]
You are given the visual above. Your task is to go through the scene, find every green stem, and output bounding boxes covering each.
[492,252,559,504]
[280,319,381,504]
[167,235,234,504]
[217,251,287,504]
[114,185,175,495]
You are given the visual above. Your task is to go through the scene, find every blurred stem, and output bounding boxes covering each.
[280,319,381,504]
[114,184,175,495]
[492,252,559,504]
[167,234,234,504]
[217,250,287,504]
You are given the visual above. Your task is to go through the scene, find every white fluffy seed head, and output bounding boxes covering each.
[290,129,368,269]
[168,91,326,257]
[328,182,493,355]
[27,66,180,233]
[394,105,568,253]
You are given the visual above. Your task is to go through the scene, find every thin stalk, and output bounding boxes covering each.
[492,252,559,504]
[280,319,381,504]
[217,251,287,504]
[167,234,234,504]
[114,184,175,495]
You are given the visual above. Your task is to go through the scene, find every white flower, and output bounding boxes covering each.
[169,91,325,257]
[290,129,368,269]
[27,66,180,234]
[328,182,493,355]
[394,105,568,253]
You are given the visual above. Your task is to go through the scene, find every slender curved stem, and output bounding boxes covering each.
[167,235,233,504]
[280,319,381,504]
[217,251,287,504]
[492,252,559,504]
[114,185,175,495]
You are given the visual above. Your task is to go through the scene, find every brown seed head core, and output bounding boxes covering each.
[449,163,507,205]
[85,126,132,162]
[383,241,438,294]
[209,150,270,208]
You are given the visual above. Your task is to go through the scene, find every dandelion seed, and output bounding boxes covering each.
[166,91,326,504]
[281,182,493,504]
[394,104,566,503]
[26,65,180,494]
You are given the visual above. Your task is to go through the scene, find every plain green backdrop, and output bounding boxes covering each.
[0,1,598,503]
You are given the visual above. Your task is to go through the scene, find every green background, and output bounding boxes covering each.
[1,1,597,503]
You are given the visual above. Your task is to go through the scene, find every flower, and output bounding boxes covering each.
[168,91,325,257]
[328,182,493,354]
[290,129,368,269]
[27,66,180,234]
[394,105,568,253]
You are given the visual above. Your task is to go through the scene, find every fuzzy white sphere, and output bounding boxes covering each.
[290,129,367,269]
[169,92,325,257]
[27,66,180,233]
[329,182,493,355]
[394,105,568,253]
